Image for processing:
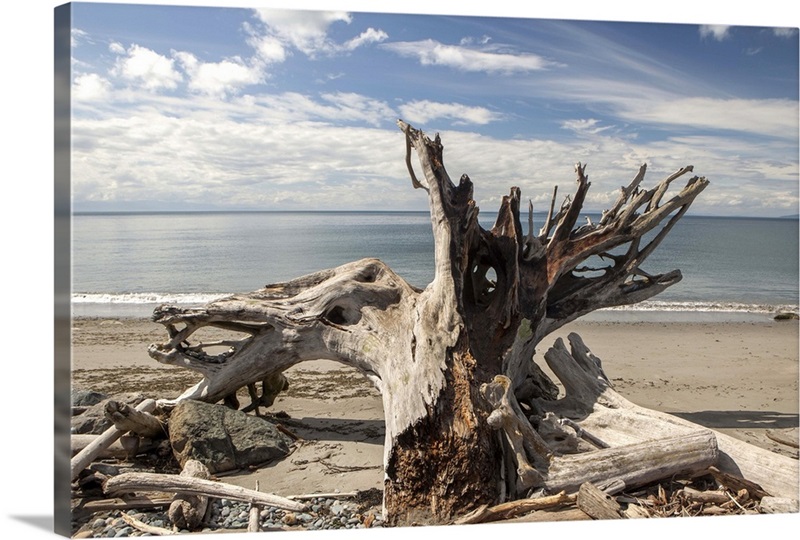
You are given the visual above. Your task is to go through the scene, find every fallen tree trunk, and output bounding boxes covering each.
[103,471,307,512]
[544,430,719,494]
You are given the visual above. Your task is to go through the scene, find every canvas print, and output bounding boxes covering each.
[56,2,799,537]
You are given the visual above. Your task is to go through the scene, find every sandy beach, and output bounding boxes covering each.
[70,315,799,498]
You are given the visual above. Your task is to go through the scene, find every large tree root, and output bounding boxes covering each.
[521,333,799,500]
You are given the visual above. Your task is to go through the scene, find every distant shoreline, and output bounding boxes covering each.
[72,209,800,220]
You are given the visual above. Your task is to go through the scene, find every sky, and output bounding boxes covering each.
[66,3,799,217]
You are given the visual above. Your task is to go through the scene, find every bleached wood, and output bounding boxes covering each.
[144,121,711,525]
[576,482,622,520]
[104,400,166,438]
[71,434,156,458]
[537,333,800,500]
[545,430,718,494]
[71,399,157,480]
[121,512,176,536]
[104,472,307,512]
[168,460,211,531]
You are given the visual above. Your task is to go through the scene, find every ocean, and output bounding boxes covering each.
[71,211,799,322]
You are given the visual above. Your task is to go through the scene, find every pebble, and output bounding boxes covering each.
[74,495,384,537]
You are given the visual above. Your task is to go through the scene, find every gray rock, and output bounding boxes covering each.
[168,399,292,473]
[72,389,108,407]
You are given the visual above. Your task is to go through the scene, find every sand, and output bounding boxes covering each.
[70,315,799,497]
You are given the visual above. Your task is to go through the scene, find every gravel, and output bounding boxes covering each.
[74,492,385,537]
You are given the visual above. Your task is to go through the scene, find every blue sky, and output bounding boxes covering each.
[67,2,799,216]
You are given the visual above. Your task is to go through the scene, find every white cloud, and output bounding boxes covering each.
[174,52,263,97]
[252,9,352,56]
[73,73,112,101]
[111,44,182,91]
[248,33,287,63]
[71,28,89,48]
[773,27,798,38]
[343,28,389,50]
[399,100,502,126]
[561,119,612,136]
[620,97,798,140]
[699,25,732,41]
[108,42,125,55]
[248,9,388,58]
[383,39,555,73]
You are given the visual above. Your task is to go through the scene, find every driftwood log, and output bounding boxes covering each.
[71,399,157,480]
[143,120,795,524]
[103,471,307,512]
[104,399,166,438]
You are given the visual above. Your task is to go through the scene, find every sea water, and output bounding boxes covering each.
[71,211,799,321]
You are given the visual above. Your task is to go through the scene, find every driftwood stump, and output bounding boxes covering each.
[142,120,791,526]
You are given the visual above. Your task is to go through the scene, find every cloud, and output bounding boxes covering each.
[73,73,112,101]
[699,25,732,41]
[561,119,612,136]
[71,28,89,48]
[619,97,798,140]
[399,100,503,126]
[174,52,263,97]
[773,27,798,38]
[110,44,182,90]
[382,39,556,74]
[251,9,348,57]
[343,28,389,50]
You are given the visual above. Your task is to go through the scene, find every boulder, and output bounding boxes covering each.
[72,389,108,407]
[168,399,292,473]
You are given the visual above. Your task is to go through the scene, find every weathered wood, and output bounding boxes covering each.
[576,482,623,520]
[706,466,771,499]
[759,496,799,514]
[287,492,359,500]
[121,512,176,536]
[678,487,730,505]
[503,507,592,523]
[544,430,719,494]
[168,460,211,531]
[454,491,575,524]
[104,400,166,438]
[76,495,173,513]
[766,428,799,448]
[145,121,709,525]
[537,333,800,500]
[104,471,307,512]
[71,434,156,458]
[247,480,261,532]
[247,504,260,533]
[71,399,157,480]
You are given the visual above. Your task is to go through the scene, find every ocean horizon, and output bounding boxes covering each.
[71,211,799,321]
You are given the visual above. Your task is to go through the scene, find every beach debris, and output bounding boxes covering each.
[168,460,211,531]
[103,471,308,512]
[773,311,799,320]
[71,399,158,481]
